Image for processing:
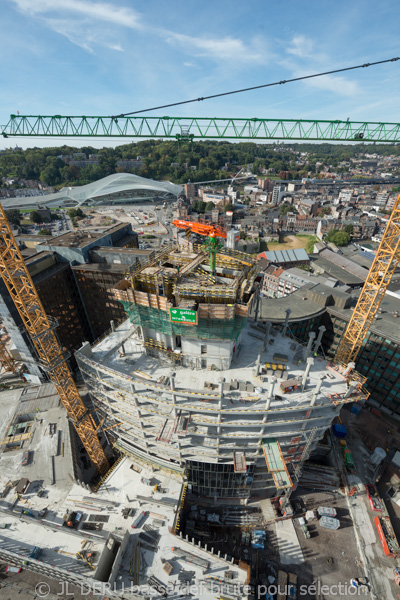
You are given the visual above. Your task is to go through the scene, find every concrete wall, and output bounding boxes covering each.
[39,238,113,264]
[108,530,130,586]
[94,535,120,582]
[26,253,57,277]
[90,247,150,265]
[143,327,175,350]
[181,337,233,370]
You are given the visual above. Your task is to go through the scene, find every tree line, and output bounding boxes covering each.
[1,141,400,189]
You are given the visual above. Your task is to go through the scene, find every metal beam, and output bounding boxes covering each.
[2,114,400,142]
[336,193,400,364]
[0,203,110,475]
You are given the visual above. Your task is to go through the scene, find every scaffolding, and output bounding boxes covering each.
[0,339,16,373]
[156,416,177,443]
[112,244,258,348]
[123,302,247,341]
[125,243,257,300]
[233,451,247,473]
[144,338,182,362]
[194,265,216,284]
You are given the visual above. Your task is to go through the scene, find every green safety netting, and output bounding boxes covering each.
[120,302,246,341]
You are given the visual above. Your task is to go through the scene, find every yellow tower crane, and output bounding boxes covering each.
[336,193,400,364]
[0,204,110,475]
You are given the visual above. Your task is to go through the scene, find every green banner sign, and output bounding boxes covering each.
[170,308,198,325]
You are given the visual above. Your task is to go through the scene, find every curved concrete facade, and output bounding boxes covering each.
[76,318,362,499]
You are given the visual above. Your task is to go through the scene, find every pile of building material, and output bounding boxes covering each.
[172,547,209,570]
[299,463,340,491]
[147,575,167,597]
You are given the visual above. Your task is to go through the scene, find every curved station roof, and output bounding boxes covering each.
[2,173,184,209]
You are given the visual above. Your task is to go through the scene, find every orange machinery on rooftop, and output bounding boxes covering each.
[171,219,227,239]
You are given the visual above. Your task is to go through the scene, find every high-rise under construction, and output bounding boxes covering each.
[76,242,368,499]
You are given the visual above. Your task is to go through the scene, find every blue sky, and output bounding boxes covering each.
[1,0,399,149]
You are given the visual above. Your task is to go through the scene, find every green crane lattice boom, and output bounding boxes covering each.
[2,114,400,142]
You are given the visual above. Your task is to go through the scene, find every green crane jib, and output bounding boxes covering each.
[2,114,400,142]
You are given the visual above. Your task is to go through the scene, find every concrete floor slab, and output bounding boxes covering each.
[275,518,304,565]
[259,498,276,522]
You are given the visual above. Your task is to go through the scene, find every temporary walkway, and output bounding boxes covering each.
[262,438,292,489]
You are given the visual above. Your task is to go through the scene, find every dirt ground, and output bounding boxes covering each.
[266,235,313,251]
[340,406,400,454]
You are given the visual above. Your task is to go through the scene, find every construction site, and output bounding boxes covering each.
[0,193,398,599]
[76,240,368,505]
[0,99,400,596]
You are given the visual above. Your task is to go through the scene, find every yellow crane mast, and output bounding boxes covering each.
[336,193,400,364]
[0,204,110,475]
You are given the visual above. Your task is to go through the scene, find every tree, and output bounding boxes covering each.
[205,201,215,212]
[67,208,84,219]
[5,209,21,226]
[224,203,234,213]
[38,228,52,236]
[332,231,351,246]
[30,211,41,224]
[68,164,81,179]
[321,207,332,216]
[325,229,351,246]
[344,224,354,236]
[192,200,206,214]
[279,204,293,215]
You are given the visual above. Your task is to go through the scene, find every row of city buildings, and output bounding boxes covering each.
[256,244,400,417]
[0,223,145,380]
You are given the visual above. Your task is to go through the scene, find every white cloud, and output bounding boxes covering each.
[12,0,141,29]
[166,32,267,64]
[287,35,314,58]
[11,0,269,65]
[11,1,136,53]
[283,37,359,98]
[107,43,124,52]
[39,16,125,53]
[304,74,359,97]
